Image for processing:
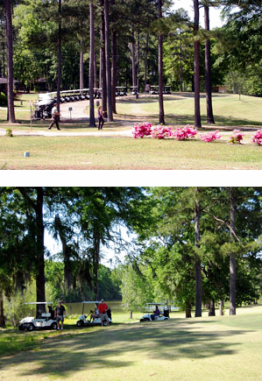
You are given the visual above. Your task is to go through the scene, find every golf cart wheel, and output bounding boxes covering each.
[51,322,57,330]
[27,323,34,332]
[140,318,150,322]
[19,324,24,331]
[77,320,84,328]
[103,320,109,326]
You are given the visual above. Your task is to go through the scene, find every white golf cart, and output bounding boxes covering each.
[19,302,58,331]
[140,303,170,322]
[76,301,112,327]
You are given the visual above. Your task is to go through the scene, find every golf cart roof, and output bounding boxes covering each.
[82,301,100,304]
[24,302,53,305]
[145,303,166,306]
[116,86,126,89]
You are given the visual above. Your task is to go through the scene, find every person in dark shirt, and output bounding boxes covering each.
[55,301,66,330]
[151,305,161,321]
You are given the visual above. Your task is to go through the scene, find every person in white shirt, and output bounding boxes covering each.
[48,103,61,130]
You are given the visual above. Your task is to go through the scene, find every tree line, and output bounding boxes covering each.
[1,187,262,326]
[1,1,261,127]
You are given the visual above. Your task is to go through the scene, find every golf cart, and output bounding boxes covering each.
[164,86,171,94]
[76,301,112,327]
[19,302,58,331]
[140,303,170,322]
[150,85,159,95]
[34,96,55,120]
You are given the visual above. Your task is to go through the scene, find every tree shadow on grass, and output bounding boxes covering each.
[0,319,253,379]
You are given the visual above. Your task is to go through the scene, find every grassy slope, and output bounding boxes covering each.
[1,134,262,170]
[1,306,262,381]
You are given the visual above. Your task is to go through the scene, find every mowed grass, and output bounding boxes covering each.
[1,133,262,170]
[1,93,262,169]
[116,93,262,126]
[1,305,262,381]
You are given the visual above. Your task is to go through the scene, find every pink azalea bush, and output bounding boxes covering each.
[151,125,173,139]
[228,129,244,144]
[132,122,152,139]
[252,129,262,146]
[172,125,198,141]
[199,130,221,143]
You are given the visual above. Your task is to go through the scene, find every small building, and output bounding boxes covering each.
[212,86,227,93]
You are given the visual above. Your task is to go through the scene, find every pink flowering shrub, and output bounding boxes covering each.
[132,122,152,138]
[228,129,244,144]
[172,125,198,141]
[151,125,173,139]
[200,130,221,143]
[252,129,262,146]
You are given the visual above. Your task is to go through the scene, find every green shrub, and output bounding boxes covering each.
[6,128,13,137]
[0,92,7,106]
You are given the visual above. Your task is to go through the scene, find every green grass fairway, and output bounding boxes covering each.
[1,306,262,381]
[1,134,262,170]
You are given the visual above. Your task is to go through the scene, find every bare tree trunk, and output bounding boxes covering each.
[158,0,165,125]
[79,39,84,89]
[179,36,183,92]
[104,0,113,121]
[89,0,96,127]
[57,0,62,116]
[4,0,15,123]
[129,311,133,319]
[0,290,5,328]
[93,231,100,300]
[195,187,202,317]
[35,188,45,315]
[194,0,201,128]
[100,0,107,117]
[185,303,192,318]
[144,33,149,89]
[229,187,236,315]
[204,6,215,124]
[94,50,98,89]
[219,300,224,316]
[136,30,140,91]
[111,30,117,114]
[208,298,215,316]
[131,25,136,88]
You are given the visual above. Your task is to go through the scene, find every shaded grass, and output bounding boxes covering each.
[1,134,262,170]
[1,306,262,381]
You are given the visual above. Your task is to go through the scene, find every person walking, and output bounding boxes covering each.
[98,299,110,326]
[48,102,61,130]
[55,301,66,330]
[97,105,105,130]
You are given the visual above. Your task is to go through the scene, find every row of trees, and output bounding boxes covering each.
[0,187,147,326]
[121,187,262,318]
[1,187,262,326]
[2,1,262,127]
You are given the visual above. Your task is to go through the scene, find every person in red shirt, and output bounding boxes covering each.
[98,299,110,326]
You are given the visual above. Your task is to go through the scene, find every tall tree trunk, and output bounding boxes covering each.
[104,0,113,121]
[185,303,192,318]
[89,0,96,127]
[195,187,202,317]
[219,300,224,316]
[93,231,100,300]
[158,0,165,125]
[94,50,98,89]
[4,0,15,123]
[204,6,215,124]
[100,0,107,117]
[111,30,117,114]
[229,187,236,315]
[79,39,84,89]
[57,0,62,116]
[144,33,149,89]
[179,36,183,92]
[194,0,201,128]
[136,30,140,91]
[35,188,45,315]
[0,290,5,328]
[208,298,215,316]
[131,25,136,89]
